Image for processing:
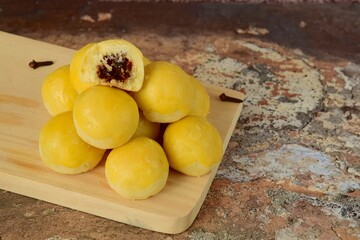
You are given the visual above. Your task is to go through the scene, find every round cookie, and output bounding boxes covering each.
[105,137,169,200]
[132,61,195,123]
[73,85,139,149]
[41,65,78,116]
[39,111,105,174]
[163,116,223,177]
[70,39,144,93]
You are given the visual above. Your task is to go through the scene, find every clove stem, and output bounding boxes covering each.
[29,60,54,69]
[219,93,243,103]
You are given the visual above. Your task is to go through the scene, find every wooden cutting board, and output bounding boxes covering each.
[0,31,244,234]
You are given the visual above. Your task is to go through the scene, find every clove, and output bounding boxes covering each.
[219,93,243,103]
[29,60,54,69]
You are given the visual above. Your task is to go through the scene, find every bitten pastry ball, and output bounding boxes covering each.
[105,137,169,200]
[41,65,78,116]
[70,39,144,93]
[39,111,105,174]
[163,116,223,177]
[132,61,195,123]
[73,85,139,150]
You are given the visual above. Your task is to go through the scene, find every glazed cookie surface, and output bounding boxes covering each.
[73,85,139,149]
[41,65,78,116]
[39,111,105,174]
[132,61,195,123]
[105,137,169,200]
[163,116,223,177]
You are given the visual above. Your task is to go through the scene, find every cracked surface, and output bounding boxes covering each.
[1,1,360,239]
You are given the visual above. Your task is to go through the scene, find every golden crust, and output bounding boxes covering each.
[39,111,105,174]
[41,65,78,116]
[132,61,195,123]
[105,137,169,200]
[73,86,139,149]
[163,116,223,177]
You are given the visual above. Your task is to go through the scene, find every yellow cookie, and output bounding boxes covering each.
[41,65,78,116]
[105,137,169,200]
[132,61,195,123]
[73,85,139,149]
[163,116,223,177]
[39,111,105,174]
[70,39,144,93]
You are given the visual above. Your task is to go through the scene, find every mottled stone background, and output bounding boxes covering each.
[1,1,359,239]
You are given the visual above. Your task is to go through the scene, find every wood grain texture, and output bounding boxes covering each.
[0,31,244,234]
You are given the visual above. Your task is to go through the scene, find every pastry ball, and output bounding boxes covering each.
[188,76,210,117]
[105,137,169,200]
[41,65,78,116]
[163,116,223,177]
[73,85,139,149]
[132,111,160,140]
[70,39,144,93]
[70,43,97,93]
[132,61,195,123]
[39,111,105,174]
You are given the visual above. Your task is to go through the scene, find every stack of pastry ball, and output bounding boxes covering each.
[39,39,223,200]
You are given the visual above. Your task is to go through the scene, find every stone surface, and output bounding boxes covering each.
[1,1,360,239]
